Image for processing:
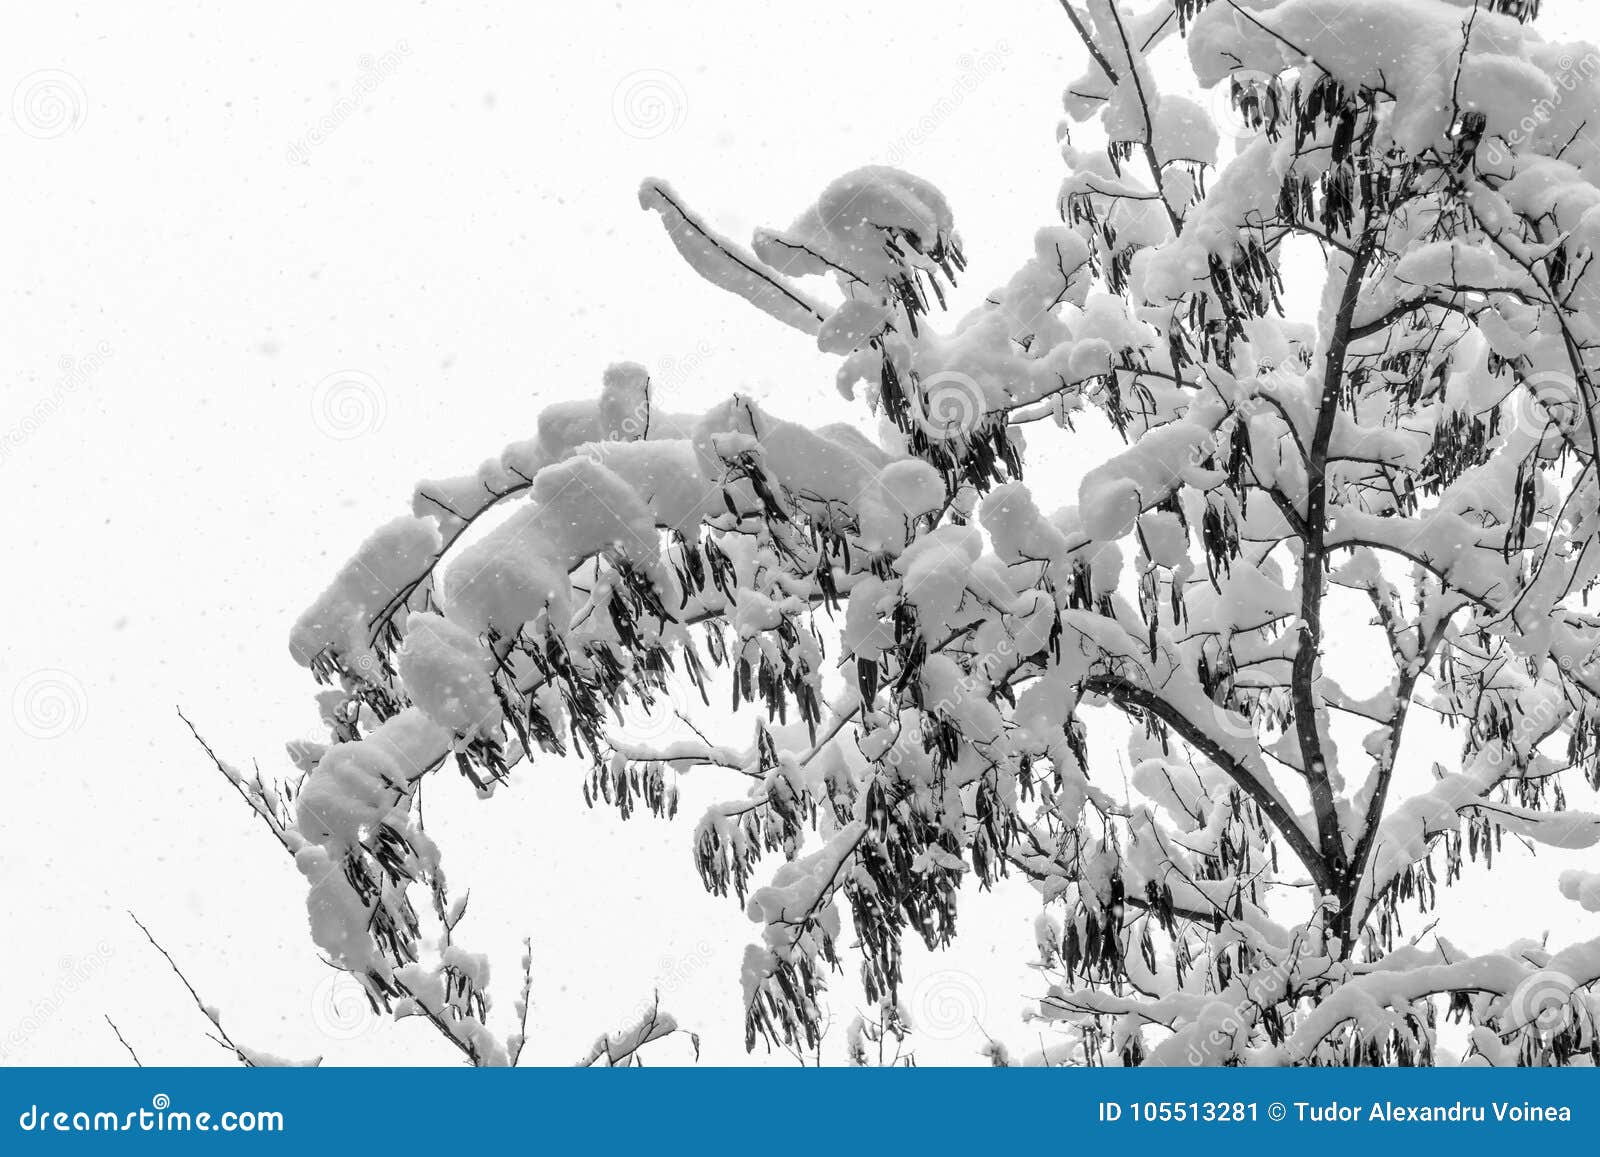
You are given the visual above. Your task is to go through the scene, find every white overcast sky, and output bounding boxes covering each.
[4,0,1599,1067]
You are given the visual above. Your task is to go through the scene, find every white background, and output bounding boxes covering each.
[3,0,1597,1066]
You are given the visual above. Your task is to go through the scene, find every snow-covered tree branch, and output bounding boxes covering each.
[232,0,1600,1066]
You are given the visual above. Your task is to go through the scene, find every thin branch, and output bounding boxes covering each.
[1056,0,1120,85]
[128,911,256,1067]
[509,937,534,1067]
[104,1015,142,1066]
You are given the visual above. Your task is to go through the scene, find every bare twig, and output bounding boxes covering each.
[128,911,255,1067]
[104,1015,142,1066]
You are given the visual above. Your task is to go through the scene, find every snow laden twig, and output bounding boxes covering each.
[576,994,698,1067]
